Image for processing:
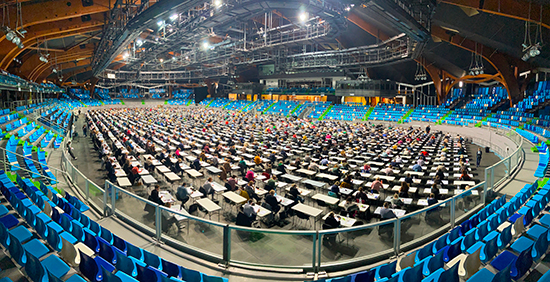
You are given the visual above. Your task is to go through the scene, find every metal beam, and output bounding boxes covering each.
[440,0,550,30]
[0,15,104,69]
[431,25,524,104]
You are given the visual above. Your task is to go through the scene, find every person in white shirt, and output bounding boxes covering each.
[243,200,257,221]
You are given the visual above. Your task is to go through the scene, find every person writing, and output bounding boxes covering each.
[242,200,257,222]
[288,184,304,203]
[371,177,383,193]
[324,212,340,229]
[380,202,397,219]
[265,190,281,214]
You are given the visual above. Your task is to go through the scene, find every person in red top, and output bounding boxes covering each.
[422,151,429,157]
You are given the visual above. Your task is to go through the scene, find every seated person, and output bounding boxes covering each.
[361,164,371,173]
[245,170,255,182]
[460,172,472,181]
[355,187,368,204]
[288,184,304,203]
[161,202,181,232]
[427,193,438,206]
[404,173,413,184]
[236,186,250,200]
[384,165,394,175]
[324,212,340,229]
[391,193,404,208]
[371,177,383,193]
[329,182,340,198]
[245,181,260,201]
[176,185,189,208]
[242,200,257,222]
[412,163,422,172]
[380,202,397,219]
[202,177,215,199]
[399,182,410,198]
[265,190,281,214]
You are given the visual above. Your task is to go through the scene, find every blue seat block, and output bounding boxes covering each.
[0,205,8,217]
[508,213,521,223]
[24,238,49,259]
[42,255,71,278]
[490,250,517,271]
[527,224,548,240]
[36,212,52,224]
[0,214,19,229]
[510,236,535,254]
[9,225,32,243]
[60,232,78,245]
[539,214,550,227]
[28,205,41,215]
[47,221,64,234]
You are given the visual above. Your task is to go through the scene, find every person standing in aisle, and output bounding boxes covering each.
[476,148,482,167]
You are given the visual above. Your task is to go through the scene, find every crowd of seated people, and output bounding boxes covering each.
[82,106,480,236]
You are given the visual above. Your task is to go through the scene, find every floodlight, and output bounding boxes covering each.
[299,12,308,23]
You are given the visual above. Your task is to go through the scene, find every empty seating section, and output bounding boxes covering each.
[69,89,90,100]
[118,89,141,99]
[0,170,226,282]
[443,88,465,107]
[208,98,230,108]
[464,87,508,110]
[149,88,166,99]
[511,81,550,112]
[198,98,213,106]
[225,100,250,111]
[94,88,111,100]
[406,105,449,123]
[254,100,273,112]
[307,102,332,119]
[325,103,370,121]
[292,101,318,117]
[241,100,271,112]
[1,113,19,125]
[265,101,300,116]
[167,98,192,106]
[368,104,410,122]
[516,129,547,177]
[443,109,490,126]
[524,124,550,139]
[172,89,193,99]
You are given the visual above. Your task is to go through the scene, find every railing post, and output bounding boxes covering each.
[155,205,162,242]
[450,197,456,228]
[490,167,495,192]
[483,168,488,204]
[393,220,401,256]
[312,232,317,272]
[111,182,117,216]
[85,180,90,200]
[103,182,110,217]
[507,156,511,178]
[222,225,231,267]
[2,150,6,171]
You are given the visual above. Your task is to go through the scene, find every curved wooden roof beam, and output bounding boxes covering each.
[0,15,104,69]
[440,0,550,30]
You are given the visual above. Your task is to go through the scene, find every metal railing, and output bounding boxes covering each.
[53,124,525,273]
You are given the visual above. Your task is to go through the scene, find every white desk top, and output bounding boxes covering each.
[196,198,222,213]
[292,203,323,218]
[223,191,247,205]
[311,194,339,205]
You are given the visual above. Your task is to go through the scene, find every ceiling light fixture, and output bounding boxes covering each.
[299,11,308,23]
